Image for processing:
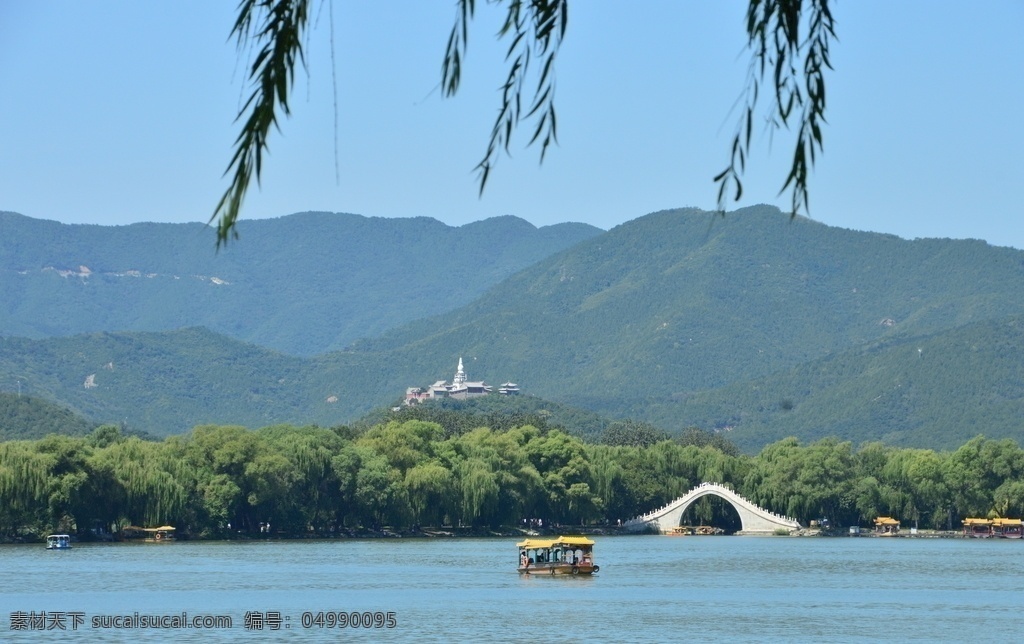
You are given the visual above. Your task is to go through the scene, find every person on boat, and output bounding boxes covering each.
[520,551,529,569]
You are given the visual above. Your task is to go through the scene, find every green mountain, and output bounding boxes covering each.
[0,392,97,440]
[2,205,1023,451]
[654,314,1024,452]
[356,205,1024,404]
[0,328,312,436]
[0,210,602,356]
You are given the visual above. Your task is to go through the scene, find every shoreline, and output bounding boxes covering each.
[6,525,991,544]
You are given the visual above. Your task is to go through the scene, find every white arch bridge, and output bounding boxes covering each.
[624,482,802,534]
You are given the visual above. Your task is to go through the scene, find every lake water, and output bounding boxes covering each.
[2,535,1022,642]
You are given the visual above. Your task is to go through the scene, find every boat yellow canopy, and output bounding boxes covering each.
[517,539,557,549]
[556,536,595,546]
[962,518,991,525]
[517,536,595,548]
[992,518,1022,526]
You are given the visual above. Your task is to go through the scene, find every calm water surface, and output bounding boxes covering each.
[2,535,1022,642]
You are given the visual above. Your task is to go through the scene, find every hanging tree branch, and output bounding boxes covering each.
[213,1,833,244]
[714,0,835,217]
[443,0,568,195]
[212,0,310,248]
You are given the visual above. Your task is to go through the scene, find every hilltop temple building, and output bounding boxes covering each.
[405,358,519,405]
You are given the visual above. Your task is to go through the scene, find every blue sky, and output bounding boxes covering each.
[2,1,1021,249]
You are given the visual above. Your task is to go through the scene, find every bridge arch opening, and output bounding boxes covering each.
[625,483,801,534]
[678,494,742,534]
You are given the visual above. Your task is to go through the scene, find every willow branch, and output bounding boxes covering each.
[212,0,310,247]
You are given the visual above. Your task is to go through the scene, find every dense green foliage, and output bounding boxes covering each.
[0,393,96,441]
[354,395,652,444]
[0,210,600,356]
[2,422,1022,541]
[3,206,1024,450]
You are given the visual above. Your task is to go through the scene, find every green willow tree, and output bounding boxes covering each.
[0,442,50,537]
[213,0,834,246]
[2,423,1024,537]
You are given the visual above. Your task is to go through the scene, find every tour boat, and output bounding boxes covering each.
[874,516,900,535]
[991,518,1023,539]
[143,526,177,542]
[962,518,992,538]
[45,534,72,550]
[517,536,599,575]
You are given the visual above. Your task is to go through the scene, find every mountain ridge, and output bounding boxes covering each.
[0,210,603,355]
[3,205,1023,451]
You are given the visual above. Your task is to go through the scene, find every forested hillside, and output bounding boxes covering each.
[652,314,1024,451]
[0,393,96,440]
[0,328,312,436]
[350,206,1024,447]
[0,210,601,355]
[360,206,1024,395]
[2,206,1023,451]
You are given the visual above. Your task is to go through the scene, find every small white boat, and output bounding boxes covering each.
[46,534,72,550]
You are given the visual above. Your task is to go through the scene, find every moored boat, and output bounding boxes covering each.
[517,536,599,575]
[45,534,72,550]
[991,518,1023,539]
[874,516,900,535]
[962,518,993,538]
[143,525,177,542]
[665,525,723,535]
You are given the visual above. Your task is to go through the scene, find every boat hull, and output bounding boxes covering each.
[518,563,599,576]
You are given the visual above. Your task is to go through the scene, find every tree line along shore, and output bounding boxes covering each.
[1,420,1022,542]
